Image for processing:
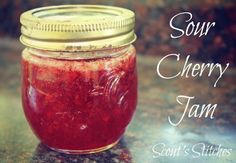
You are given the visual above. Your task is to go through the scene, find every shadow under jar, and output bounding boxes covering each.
[20,5,137,154]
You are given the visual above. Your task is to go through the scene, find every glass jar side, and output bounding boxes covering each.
[21,45,137,154]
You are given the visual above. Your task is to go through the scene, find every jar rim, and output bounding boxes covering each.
[20,5,136,51]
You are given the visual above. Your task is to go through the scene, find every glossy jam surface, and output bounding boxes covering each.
[21,46,137,152]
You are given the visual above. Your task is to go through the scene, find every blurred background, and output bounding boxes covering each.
[0,0,235,65]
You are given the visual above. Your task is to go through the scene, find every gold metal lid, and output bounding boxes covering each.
[20,5,136,51]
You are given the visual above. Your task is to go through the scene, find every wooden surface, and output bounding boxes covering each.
[0,38,236,163]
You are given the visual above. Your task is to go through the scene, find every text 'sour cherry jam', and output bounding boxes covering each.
[20,5,137,154]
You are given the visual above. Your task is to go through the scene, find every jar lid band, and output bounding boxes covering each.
[20,5,136,51]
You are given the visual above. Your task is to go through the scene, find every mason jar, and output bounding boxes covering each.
[19,5,137,154]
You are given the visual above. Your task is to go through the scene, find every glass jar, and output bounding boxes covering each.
[20,5,137,154]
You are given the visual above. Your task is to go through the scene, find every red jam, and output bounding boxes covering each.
[21,46,137,152]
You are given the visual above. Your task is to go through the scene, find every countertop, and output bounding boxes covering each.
[0,38,236,163]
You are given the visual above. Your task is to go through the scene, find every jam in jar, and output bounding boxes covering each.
[20,5,137,154]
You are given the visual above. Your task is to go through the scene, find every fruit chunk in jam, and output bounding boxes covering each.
[21,46,137,153]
